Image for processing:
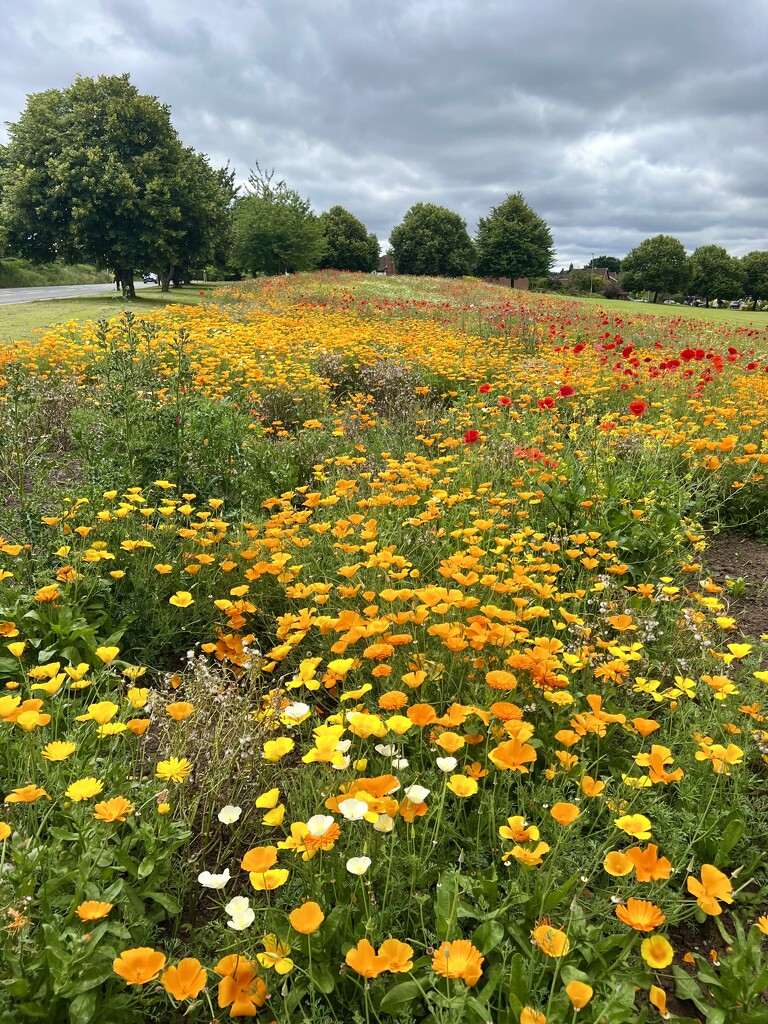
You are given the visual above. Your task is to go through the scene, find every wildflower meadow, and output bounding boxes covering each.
[0,273,767,1023]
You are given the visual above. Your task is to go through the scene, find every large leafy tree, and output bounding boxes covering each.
[232,166,325,276]
[741,251,768,308]
[0,74,226,297]
[389,203,475,277]
[319,205,379,272]
[590,255,621,272]
[474,192,554,280]
[687,245,744,305]
[619,235,688,302]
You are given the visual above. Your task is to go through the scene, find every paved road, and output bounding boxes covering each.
[0,281,152,306]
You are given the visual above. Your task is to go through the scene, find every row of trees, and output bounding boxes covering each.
[0,74,556,291]
[0,75,384,295]
[388,196,554,281]
[618,235,768,305]
[3,76,765,303]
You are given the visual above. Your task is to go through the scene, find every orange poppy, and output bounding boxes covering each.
[241,846,278,873]
[113,947,167,985]
[345,938,386,978]
[161,958,207,1000]
[289,901,325,935]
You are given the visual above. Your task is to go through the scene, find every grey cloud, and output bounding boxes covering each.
[2,0,767,268]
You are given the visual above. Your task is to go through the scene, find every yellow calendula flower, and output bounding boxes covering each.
[65,778,104,802]
[42,741,77,762]
[155,757,193,783]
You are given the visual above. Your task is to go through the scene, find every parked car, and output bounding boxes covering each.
[142,274,158,284]
[728,300,742,309]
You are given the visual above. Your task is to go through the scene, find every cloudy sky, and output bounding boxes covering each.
[1,0,766,268]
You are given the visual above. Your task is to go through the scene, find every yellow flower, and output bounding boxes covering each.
[256,935,293,974]
[95,646,120,664]
[565,981,593,1009]
[531,921,570,957]
[76,700,119,725]
[262,804,286,826]
[431,939,484,986]
[65,777,104,802]
[446,775,478,798]
[263,737,294,762]
[42,741,77,762]
[249,868,290,891]
[7,641,25,658]
[155,757,193,783]
[614,813,652,840]
[169,591,194,607]
[641,934,674,969]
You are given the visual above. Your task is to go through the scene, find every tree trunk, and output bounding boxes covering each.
[119,268,136,299]
[653,290,658,303]
[159,264,174,293]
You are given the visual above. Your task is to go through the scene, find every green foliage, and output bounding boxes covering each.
[389,203,475,277]
[319,206,379,272]
[687,245,744,303]
[620,234,688,299]
[474,192,554,280]
[152,156,237,291]
[232,165,325,275]
[741,250,768,303]
[1,74,228,294]
[590,255,622,272]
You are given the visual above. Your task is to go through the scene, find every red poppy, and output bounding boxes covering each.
[498,396,512,407]
[558,386,575,398]
[628,400,647,416]
[537,397,555,410]
[464,430,480,444]
[478,384,491,394]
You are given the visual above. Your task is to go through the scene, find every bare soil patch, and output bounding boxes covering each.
[704,530,768,652]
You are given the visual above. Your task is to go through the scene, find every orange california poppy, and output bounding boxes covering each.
[345,938,386,978]
[113,947,167,985]
[686,864,733,915]
[289,901,325,935]
[161,958,207,1000]
[240,846,278,873]
[377,938,414,973]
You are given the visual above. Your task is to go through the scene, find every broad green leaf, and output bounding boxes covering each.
[379,979,424,1013]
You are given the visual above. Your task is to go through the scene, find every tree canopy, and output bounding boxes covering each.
[232,166,325,276]
[389,203,475,277]
[590,255,621,272]
[741,251,768,306]
[474,192,554,280]
[319,206,379,272]
[619,235,688,301]
[687,245,744,304]
[0,74,231,295]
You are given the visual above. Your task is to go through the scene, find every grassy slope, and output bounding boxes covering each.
[0,259,111,288]
[0,283,226,345]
